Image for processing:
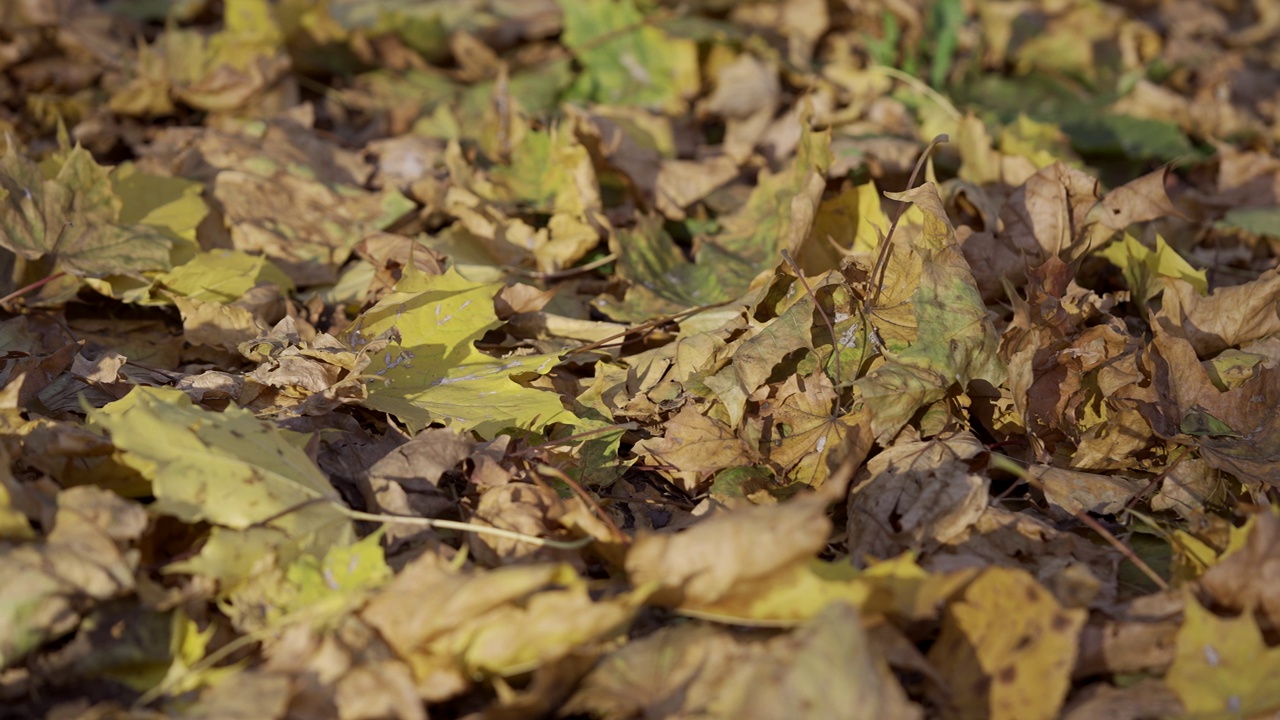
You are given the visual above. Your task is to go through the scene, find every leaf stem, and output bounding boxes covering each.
[536,463,630,544]
[870,65,962,120]
[987,454,1170,591]
[866,134,950,314]
[341,506,595,550]
[0,271,67,307]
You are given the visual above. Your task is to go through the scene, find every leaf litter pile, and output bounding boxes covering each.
[3,0,1280,717]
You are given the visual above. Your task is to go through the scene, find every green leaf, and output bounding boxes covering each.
[486,125,594,213]
[158,249,294,303]
[855,183,1005,443]
[560,0,698,113]
[602,123,831,321]
[0,143,173,278]
[602,215,741,321]
[1179,407,1242,439]
[352,267,580,436]
[363,349,578,438]
[91,387,352,552]
[1216,207,1280,239]
[1099,233,1208,306]
[1062,115,1193,161]
[715,121,831,268]
[110,162,208,248]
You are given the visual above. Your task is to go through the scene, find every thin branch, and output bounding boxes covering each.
[0,271,67,307]
[537,464,630,544]
[343,508,595,550]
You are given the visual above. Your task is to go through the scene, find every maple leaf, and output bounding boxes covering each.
[927,567,1087,720]
[603,122,831,321]
[560,0,699,113]
[8,0,1280,715]
[89,386,355,599]
[854,182,1005,443]
[0,143,173,278]
[352,267,580,437]
[1167,589,1280,717]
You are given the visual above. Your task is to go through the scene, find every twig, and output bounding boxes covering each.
[1072,510,1169,592]
[987,454,1169,591]
[870,65,962,120]
[511,421,637,458]
[0,271,67,307]
[865,134,950,314]
[537,464,630,544]
[253,497,594,550]
[505,253,619,281]
[780,249,844,397]
[567,300,736,356]
[343,508,595,550]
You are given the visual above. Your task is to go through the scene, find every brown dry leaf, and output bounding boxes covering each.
[334,660,424,720]
[633,405,756,494]
[357,427,471,551]
[1150,456,1221,519]
[12,0,1280,715]
[467,483,576,566]
[213,168,411,286]
[0,485,144,667]
[1158,269,1280,358]
[998,162,1104,263]
[1148,326,1280,486]
[625,495,830,609]
[766,371,874,488]
[654,155,741,220]
[847,434,989,564]
[731,602,921,720]
[930,504,1119,609]
[139,111,369,186]
[563,622,749,719]
[701,53,780,163]
[171,292,271,354]
[1060,679,1183,720]
[362,557,642,699]
[1071,403,1157,473]
[261,618,422,720]
[1074,591,1183,680]
[1027,465,1145,517]
[176,670,294,720]
[992,164,1178,270]
[568,603,921,720]
[1079,168,1181,259]
[705,286,822,428]
[1196,510,1280,634]
[569,105,694,216]
[927,567,1088,720]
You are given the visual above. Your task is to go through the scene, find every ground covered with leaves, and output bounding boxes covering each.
[2,0,1280,717]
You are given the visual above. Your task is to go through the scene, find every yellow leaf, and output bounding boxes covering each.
[1167,590,1280,718]
[927,567,1086,720]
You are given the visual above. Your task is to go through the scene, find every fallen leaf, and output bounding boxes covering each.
[928,567,1087,720]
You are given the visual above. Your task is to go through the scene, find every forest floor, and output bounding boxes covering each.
[2,0,1280,718]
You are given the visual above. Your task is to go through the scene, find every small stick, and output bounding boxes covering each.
[1072,510,1170,591]
[506,253,619,281]
[537,464,629,544]
[780,249,844,394]
[988,454,1169,591]
[0,271,67,307]
[511,421,637,458]
[253,497,594,550]
[568,300,735,356]
[865,134,949,313]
